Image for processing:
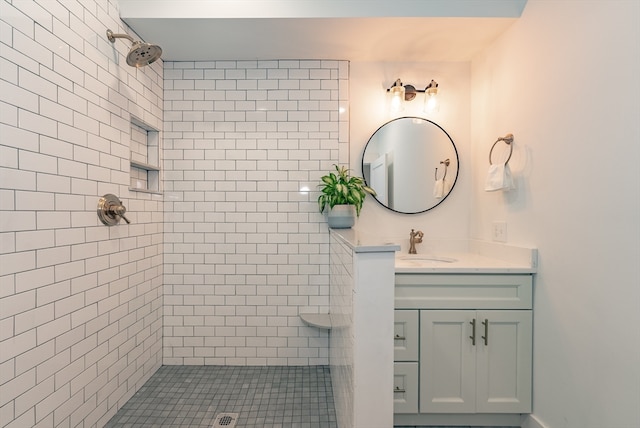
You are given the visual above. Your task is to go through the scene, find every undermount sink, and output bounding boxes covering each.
[397,255,458,263]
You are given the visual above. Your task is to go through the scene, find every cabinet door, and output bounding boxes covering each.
[394,310,419,361]
[420,310,476,413]
[476,310,532,413]
[394,362,419,413]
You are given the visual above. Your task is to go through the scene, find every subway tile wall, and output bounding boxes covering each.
[329,233,355,428]
[163,60,349,365]
[0,1,163,427]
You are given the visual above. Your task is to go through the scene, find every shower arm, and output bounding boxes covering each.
[107,30,135,44]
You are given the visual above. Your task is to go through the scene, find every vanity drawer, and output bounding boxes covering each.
[394,310,419,361]
[394,362,419,414]
[395,274,533,310]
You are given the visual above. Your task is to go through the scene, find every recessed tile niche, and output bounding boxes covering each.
[129,117,161,193]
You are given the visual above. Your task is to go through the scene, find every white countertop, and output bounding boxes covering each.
[394,251,536,274]
[394,239,537,274]
[330,229,537,274]
[330,229,401,253]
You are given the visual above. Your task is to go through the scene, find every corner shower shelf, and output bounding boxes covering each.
[299,313,332,329]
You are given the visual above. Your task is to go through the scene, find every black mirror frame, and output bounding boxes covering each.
[361,116,460,214]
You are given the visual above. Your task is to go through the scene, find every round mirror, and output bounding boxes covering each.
[362,117,459,214]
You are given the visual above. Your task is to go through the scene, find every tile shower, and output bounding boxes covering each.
[162,59,348,366]
[0,0,348,426]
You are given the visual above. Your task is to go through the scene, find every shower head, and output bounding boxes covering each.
[106,29,162,68]
[126,40,162,67]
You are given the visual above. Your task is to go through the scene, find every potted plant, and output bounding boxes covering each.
[317,164,376,228]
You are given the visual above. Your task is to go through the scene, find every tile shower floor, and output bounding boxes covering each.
[105,365,337,428]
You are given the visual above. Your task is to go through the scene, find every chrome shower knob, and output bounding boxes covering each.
[97,194,131,226]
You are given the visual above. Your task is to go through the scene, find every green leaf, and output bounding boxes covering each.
[321,176,334,185]
[363,185,376,196]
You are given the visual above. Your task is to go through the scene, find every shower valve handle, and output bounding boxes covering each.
[98,194,131,226]
[112,205,131,224]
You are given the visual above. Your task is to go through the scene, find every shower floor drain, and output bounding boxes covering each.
[212,412,239,428]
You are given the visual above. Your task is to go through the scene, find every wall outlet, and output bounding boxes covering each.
[492,221,507,242]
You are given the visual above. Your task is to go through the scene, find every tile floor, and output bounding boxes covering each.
[105,365,337,428]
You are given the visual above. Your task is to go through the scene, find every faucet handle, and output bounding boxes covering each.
[112,204,131,224]
[97,194,131,226]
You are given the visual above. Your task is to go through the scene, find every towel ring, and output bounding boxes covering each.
[489,133,514,165]
[435,159,450,181]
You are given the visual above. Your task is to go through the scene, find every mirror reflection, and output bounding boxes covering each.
[362,117,459,214]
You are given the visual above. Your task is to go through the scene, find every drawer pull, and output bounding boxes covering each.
[394,334,406,340]
[394,386,406,393]
[469,319,476,346]
[482,319,489,346]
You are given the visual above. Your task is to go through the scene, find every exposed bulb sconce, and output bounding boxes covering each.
[423,80,440,113]
[386,78,440,114]
[388,79,406,113]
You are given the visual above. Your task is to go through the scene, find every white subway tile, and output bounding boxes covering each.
[0,189,16,211]
[0,79,39,113]
[18,109,57,138]
[34,380,70,422]
[15,341,55,378]
[0,369,36,417]
[36,315,71,344]
[0,251,36,276]
[15,191,54,211]
[0,328,36,363]
[0,167,37,191]
[15,230,55,252]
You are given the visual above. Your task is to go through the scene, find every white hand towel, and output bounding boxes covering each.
[484,163,513,192]
[433,179,445,198]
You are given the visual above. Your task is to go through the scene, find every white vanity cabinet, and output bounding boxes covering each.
[394,273,533,426]
[421,309,532,413]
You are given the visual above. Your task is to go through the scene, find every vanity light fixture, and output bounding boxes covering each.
[386,78,440,113]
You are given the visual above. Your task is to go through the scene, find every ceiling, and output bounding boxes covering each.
[119,1,526,62]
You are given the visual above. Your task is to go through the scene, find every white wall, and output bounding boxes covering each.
[0,1,164,426]
[350,61,472,250]
[162,60,348,365]
[470,1,640,427]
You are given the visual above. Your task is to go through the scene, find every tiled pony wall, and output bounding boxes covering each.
[162,60,348,365]
[1,1,163,426]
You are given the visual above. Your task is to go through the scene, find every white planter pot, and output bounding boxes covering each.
[327,205,356,229]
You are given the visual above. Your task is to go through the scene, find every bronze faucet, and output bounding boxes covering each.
[409,229,424,254]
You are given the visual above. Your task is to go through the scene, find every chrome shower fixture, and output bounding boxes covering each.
[106,29,162,67]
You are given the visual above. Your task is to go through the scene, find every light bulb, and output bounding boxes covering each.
[389,79,405,113]
[424,93,440,113]
[390,90,404,113]
[423,80,439,113]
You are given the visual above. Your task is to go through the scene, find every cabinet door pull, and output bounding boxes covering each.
[481,319,489,346]
[394,334,406,340]
[394,386,406,393]
[469,319,476,346]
